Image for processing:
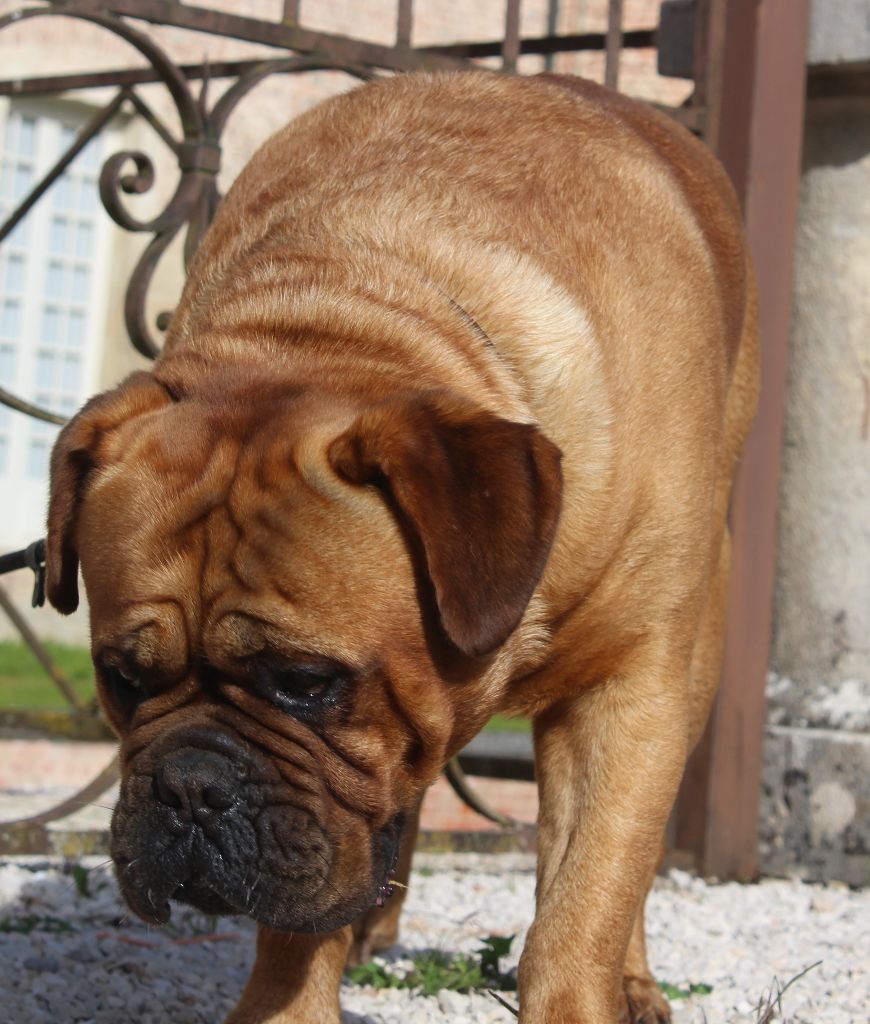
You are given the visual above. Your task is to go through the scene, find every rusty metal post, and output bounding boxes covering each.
[502,0,522,73]
[396,0,413,47]
[676,0,810,880]
[604,0,623,89]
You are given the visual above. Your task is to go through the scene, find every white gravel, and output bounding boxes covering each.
[0,853,866,1023]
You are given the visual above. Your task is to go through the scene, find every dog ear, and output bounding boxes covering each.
[46,372,172,614]
[329,391,562,657]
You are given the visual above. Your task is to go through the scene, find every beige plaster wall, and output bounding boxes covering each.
[769,97,870,734]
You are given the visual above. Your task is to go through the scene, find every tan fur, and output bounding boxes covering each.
[47,71,758,1023]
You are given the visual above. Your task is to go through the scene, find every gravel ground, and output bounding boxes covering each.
[1,853,867,1023]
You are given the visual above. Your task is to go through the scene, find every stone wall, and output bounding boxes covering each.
[770,97,870,734]
[761,726,870,887]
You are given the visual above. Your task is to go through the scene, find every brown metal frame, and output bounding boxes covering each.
[0,1,810,877]
[672,0,810,880]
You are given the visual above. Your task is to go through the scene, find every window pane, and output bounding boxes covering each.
[28,439,49,480]
[18,118,37,158]
[53,174,73,210]
[75,221,93,258]
[46,261,65,300]
[2,118,16,155]
[1,300,21,339]
[50,216,68,255]
[3,254,25,293]
[0,437,8,474]
[13,163,32,201]
[36,351,56,389]
[60,124,77,149]
[67,310,85,349]
[81,137,101,172]
[79,181,98,214]
[71,264,89,302]
[41,306,61,345]
[0,345,16,380]
[62,353,80,392]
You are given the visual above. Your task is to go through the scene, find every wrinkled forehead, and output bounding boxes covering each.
[77,399,412,673]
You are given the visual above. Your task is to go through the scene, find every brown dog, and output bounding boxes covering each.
[46,72,758,1023]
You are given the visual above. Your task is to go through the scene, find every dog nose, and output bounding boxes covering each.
[153,749,238,819]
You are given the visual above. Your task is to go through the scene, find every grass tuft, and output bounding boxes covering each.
[345,934,517,996]
[659,980,714,1001]
[0,914,75,934]
[752,961,822,1023]
[0,640,95,709]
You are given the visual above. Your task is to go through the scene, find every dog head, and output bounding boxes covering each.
[46,358,561,931]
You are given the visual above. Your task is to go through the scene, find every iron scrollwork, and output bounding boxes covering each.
[0,2,377,381]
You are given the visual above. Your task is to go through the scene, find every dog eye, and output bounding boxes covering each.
[255,661,349,720]
[274,668,334,703]
[116,664,142,688]
[249,655,351,719]
[99,660,147,716]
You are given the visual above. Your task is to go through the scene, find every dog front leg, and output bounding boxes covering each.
[518,673,688,1023]
[226,925,351,1024]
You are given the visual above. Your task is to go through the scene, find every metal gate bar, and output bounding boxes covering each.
[605,0,624,89]
[673,0,811,881]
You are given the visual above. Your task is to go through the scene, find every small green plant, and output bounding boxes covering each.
[344,961,405,990]
[406,950,486,996]
[71,863,91,898]
[478,934,514,982]
[0,914,74,934]
[345,934,517,996]
[659,980,714,1001]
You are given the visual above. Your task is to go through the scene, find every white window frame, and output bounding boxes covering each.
[0,95,121,547]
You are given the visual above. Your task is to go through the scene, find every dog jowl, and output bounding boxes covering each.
[46,71,757,1024]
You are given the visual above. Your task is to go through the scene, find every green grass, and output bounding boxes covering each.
[0,914,75,934]
[346,935,517,996]
[345,941,714,1010]
[660,981,714,1001]
[485,714,531,734]
[0,641,532,732]
[0,640,95,710]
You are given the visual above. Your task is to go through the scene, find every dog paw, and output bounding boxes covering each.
[617,975,672,1024]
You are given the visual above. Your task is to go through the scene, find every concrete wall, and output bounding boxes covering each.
[769,97,870,736]
[808,0,870,67]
